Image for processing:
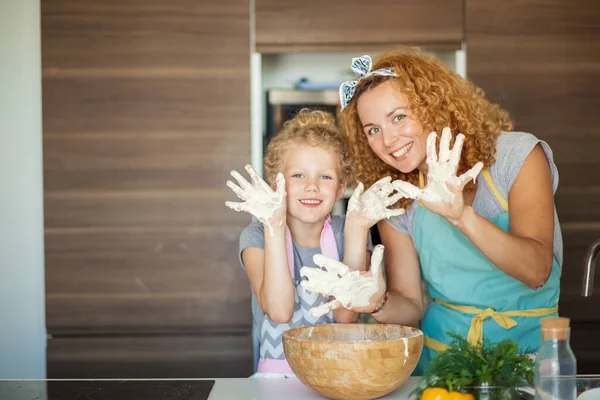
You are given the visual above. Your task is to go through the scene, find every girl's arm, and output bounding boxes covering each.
[448,144,555,289]
[228,165,294,322]
[242,223,296,324]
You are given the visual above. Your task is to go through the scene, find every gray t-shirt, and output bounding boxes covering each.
[385,131,563,265]
[240,216,346,284]
[239,215,373,362]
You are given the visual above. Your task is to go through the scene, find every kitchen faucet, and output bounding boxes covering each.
[582,238,600,296]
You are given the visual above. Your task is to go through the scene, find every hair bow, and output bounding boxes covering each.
[338,55,398,110]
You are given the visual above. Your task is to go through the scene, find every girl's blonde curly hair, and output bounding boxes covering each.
[339,46,513,207]
[264,109,353,186]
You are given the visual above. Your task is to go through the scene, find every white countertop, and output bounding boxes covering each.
[207,376,420,400]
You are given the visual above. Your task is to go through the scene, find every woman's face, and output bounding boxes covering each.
[356,81,429,174]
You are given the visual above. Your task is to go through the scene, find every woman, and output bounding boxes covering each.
[337,47,562,373]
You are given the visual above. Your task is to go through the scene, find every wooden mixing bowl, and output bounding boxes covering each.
[283,323,423,400]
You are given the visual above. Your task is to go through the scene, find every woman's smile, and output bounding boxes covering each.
[390,141,414,160]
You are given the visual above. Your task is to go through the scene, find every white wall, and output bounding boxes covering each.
[261,51,458,90]
[0,0,47,378]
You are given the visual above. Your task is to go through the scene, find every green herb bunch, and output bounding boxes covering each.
[412,332,534,399]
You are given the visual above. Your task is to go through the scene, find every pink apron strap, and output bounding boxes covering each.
[263,216,338,375]
[257,358,295,374]
[285,215,339,278]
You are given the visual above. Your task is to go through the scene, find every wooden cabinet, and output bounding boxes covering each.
[42,0,253,377]
[47,335,252,379]
[466,0,600,372]
[255,0,464,53]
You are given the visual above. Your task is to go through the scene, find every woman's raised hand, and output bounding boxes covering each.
[419,127,483,220]
[225,164,286,235]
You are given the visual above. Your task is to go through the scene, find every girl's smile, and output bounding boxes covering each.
[298,198,323,207]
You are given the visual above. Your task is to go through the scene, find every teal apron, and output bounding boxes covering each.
[414,170,561,374]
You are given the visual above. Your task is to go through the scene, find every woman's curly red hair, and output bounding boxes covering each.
[339,47,513,207]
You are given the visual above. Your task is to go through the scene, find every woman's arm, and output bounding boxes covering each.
[449,144,555,289]
[368,221,424,327]
[242,223,296,324]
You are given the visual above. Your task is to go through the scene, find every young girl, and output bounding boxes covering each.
[225,109,401,376]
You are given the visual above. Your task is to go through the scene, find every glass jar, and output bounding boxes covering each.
[534,317,577,400]
[464,383,518,400]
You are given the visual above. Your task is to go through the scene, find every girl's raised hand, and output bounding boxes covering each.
[225,164,286,235]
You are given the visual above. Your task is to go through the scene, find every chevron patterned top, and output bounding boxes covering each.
[239,216,374,362]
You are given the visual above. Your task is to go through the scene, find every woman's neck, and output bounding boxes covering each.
[417,159,428,176]
[416,162,428,189]
[286,217,326,248]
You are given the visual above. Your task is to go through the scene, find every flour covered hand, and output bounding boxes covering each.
[421,127,483,203]
[299,245,385,317]
[225,164,286,235]
[347,177,410,228]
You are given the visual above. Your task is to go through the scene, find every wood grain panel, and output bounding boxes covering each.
[47,334,253,378]
[472,73,598,138]
[571,321,600,374]
[555,189,600,223]
[255,0,464,53]
[254,42,463,55]
[554,164,600,187]
[560,225,600,297]
[42,0,251,341]
[46,296,251,334]
[44,133,248,191]
[45,227,252,333]
[467,0,600,372]
[44,190,249,227]
[43,77,249,135]
[42,1,249,69]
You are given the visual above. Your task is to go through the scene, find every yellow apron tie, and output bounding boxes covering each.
[480,169,508,211]
[432,299,558,347]
[424,335,450,352]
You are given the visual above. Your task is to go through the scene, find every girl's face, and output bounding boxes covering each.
[280,145,346,226]
[356,80,429,174]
